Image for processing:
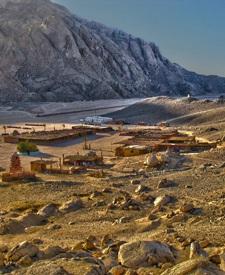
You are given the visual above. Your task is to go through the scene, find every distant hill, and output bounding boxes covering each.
[107,97,225,125]
[0,0,225,103]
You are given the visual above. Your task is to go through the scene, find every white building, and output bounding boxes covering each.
[80,116,113,125]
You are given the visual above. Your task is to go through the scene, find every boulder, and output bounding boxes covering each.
[19,213,46,228]
[135,185,149,194]
[118,241,174,268]
[161,257,225,275]
[0,213,45,235]
[158,179,175,189]
[11,257,106,275]
[7,241,40,262]
[180,203,194,213]
[37,204,59,218]
[59,199,83,213]
[136,220,161,233]
[154,195,171,207]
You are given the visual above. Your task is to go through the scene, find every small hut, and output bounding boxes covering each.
[30,160,58,173]
[63,151,103,167]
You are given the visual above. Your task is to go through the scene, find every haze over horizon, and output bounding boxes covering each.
[53,0,225,77]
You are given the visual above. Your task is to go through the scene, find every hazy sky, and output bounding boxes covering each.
[53,0,225,77]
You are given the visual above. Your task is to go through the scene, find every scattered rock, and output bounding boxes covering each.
[90,191,102,199]
[135,185,149,194]
[179,203,194,213]
[114,216,130,225]
[158,178,176,189]
[154,195,171,207]
[168,213,188,224]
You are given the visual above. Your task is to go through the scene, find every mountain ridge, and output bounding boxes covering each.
[0,0,224,103]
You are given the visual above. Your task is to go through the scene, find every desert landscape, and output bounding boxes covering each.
[0,0,225,274]
[0,96,225,274]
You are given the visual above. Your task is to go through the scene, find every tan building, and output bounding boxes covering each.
[115,145,149,157]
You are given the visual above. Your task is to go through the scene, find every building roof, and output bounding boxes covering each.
[30,160,58,165]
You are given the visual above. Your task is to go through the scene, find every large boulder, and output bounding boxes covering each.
[19,213,46,228]
[161,257,225,275]
[118,241,174,268]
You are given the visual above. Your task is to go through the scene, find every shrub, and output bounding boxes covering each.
[17,141,39,154]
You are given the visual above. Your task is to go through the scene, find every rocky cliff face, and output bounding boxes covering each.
[0,0,224,103]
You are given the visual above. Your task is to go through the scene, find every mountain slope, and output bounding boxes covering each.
[0,0,225,103]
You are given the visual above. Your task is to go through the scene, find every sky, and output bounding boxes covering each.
[53,0,225,77]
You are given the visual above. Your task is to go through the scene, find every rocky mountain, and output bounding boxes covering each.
[0,0,225,103]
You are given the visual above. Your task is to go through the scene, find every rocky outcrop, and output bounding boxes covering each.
[0,0,225,104]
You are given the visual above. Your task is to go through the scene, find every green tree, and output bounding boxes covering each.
[17,141,39,155]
